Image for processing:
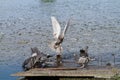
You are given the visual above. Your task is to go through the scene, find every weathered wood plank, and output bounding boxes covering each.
[11,68,120,78]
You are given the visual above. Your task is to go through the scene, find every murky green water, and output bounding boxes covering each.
[0,0,120,80]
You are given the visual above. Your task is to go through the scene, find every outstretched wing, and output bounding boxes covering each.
[62,18,70,37]
[51,16,61,39]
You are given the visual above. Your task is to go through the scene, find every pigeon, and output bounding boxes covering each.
[49,16,70,55]
[22,47,53,71]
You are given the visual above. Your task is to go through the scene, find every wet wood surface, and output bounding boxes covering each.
[11,68,120,78]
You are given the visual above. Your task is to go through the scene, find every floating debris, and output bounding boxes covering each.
[41,0,56,3]
[0,32,5,42]
[17,40,30,44]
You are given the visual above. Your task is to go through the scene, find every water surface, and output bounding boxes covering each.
[0,0,120,80]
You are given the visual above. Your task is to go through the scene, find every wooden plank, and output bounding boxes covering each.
[11,68,120,78]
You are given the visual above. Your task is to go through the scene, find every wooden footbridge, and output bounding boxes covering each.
[12,67,120,79]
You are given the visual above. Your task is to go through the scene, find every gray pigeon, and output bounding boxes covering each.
[22,47,52,71]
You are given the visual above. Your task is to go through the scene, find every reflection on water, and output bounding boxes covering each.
[0,0,120,80]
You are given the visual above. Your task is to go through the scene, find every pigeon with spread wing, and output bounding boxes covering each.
[49,16,70,55]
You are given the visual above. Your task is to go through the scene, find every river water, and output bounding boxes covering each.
[0,0,120,80]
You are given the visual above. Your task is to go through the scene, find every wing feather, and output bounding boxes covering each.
[51,16,61,39]
[62,18,70,37]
